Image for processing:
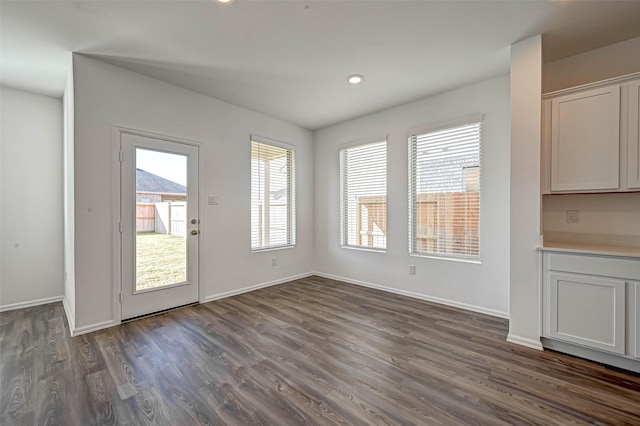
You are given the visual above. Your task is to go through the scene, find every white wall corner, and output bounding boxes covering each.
[507,333,544,351]
[63,56,76,330]
[62,296,75,334]
[509,34,543,345]
[71,320,116,337]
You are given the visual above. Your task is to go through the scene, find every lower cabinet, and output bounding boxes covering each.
[542,251,640,362]
[548,272,626,354]
[635,282,640,359]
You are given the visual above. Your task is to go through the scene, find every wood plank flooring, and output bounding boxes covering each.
[1,275,640,425]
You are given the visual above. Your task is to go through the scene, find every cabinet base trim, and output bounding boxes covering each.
[542,338,640,374]
[507,333,544,350]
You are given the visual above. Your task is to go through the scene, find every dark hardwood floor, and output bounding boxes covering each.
[1,275,640,425]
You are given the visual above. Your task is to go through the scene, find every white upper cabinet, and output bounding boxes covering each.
[550,85,620,192]
[628,80,640,189]
[542,73,640,194]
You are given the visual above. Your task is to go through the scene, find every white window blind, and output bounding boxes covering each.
[251,139,295,250]
[409,120,481,260]
[340,140,387,250]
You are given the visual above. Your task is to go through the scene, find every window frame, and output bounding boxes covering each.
[250,135,296,252]
[408,115,483,263]
[339,137,388,252]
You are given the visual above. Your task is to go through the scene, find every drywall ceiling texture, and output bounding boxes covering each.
[0,87,64,309]
[3,1,640,130]
[71,54,314,331]
[314,75,511,318]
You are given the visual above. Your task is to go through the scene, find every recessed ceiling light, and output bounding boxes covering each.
[216,0,236,4]
[347,74,364,85]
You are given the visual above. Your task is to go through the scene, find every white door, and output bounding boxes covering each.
[120,132,199,319]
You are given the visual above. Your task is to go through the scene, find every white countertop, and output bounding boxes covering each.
[539,241,640,259]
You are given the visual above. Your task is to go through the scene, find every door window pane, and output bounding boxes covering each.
[135,148,188,290]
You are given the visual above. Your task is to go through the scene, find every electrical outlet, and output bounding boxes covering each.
[271,257,277,267]
[409,265,416,275]
[566,210,579,224]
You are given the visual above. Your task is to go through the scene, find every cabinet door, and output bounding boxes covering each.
[551,85,620,192]
[635,282,640,359]
[541,100,551,194]
[628,80,640,189]
[549,272,626,354]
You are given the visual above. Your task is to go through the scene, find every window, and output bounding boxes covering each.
[251,137,295,250]
[339,140,387,250]
[409,117,481,260]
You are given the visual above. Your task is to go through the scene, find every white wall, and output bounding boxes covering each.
[314,75,511,317]
[508,35,543,350]
[543,193,640,245]
[543,36,640,93]
[63,64,76,326]
[0,87,64,309]
[72,54,314,330]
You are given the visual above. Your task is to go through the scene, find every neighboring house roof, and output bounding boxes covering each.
[136,169,186,195]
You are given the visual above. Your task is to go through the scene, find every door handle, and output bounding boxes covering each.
[191,230,199,236]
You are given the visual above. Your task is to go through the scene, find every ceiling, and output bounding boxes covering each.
[2,1,640,130]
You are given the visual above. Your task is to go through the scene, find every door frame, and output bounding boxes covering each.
[112,125,204,323]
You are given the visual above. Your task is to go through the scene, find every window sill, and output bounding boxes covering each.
[409,252,482,264]
[340,245,387,254]
[251,244,296,253]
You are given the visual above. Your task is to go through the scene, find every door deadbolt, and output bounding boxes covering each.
[190,219,198,224]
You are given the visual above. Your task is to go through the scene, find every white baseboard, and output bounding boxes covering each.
[202,272,314,303]
[507,333,544,351]
[62,296,75,334]
[4,272,511,339]
[71,272,313,336]
[61,296,113,337]
[0,295,63,312]
[71,319,116,337]
[313,271,510,319]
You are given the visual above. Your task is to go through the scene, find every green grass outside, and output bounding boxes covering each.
[136,233,187,290]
